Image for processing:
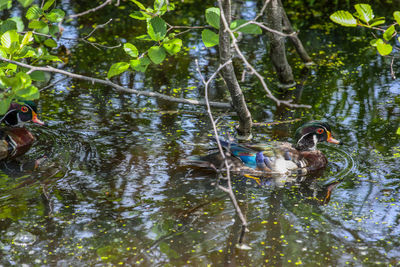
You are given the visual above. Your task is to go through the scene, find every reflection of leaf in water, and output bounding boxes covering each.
[159,241,180,259]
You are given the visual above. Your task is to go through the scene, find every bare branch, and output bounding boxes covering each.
[67,0,113,19]
[0,57,231,109]
[195,59,248,230]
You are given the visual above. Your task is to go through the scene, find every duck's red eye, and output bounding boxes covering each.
[317,128,324,134]
[21,106,29,113]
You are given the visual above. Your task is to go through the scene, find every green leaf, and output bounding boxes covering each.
[394,11,400,25]
[39,55,61,61]
[376,41,392,56]
[354,4,374,24]
[107,62,130,79]
[28,20,47,29]
[163,38,182,55]
[130,0,146,10]
[15,85,39,99]
[0,0,12,11]
[123,43,138,57]
[0,98,12,115]
[29,70,46,81]
[43,0,55,11]
[369,17,385,27]
[147,17,167,41]
[383,25,395,41]
[44,38,57,48]
[1,30,19,49]
[9,17,25,32]
[205,7,220,29]
[396,127,400,135]
[148,46,166,64]
[45,9,65,23]
[0,20,17,34]
[21,31,33,45]
[330,11,357,27]
[230,19,262,34]
[26,5,42,20]
[17,0,34,7]
[130,56,151,72]
[129,11,151,20]
[201,29,219,47]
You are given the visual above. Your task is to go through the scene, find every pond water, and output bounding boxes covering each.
[1,1,399,266]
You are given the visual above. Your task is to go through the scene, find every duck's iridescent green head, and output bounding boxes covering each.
[0,101,44,126]
[294,121,341,151]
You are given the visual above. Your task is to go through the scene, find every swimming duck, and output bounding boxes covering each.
[185,121,341,175]
[0,101,44,160]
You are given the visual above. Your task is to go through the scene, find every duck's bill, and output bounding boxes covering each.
[32,112,45,125]
[327,131,341,145]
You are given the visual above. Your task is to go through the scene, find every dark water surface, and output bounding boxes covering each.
[1,1,399,266]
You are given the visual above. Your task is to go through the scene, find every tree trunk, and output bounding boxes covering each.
[278,0,313,64]
[265,0,295,87]
[219,0,252,139]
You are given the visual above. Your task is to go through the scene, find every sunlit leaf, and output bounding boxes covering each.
[205,7,220,29]
[230,19,262,34]
[147,17,167,41]
[354,4,374,24]
[29,71,46,81]
[0,98,12,115]
[130,56,150,72]
[163,38,182,55]
[397,127,400,135]
[17,0,34,7]
[15,85,39,99]
[394,11,400,25]
[130,0,146,10]
[43,0,55,11]
[39,54,61,61]
[129,11,151,20]
[376,42,392,56]
[21,31,33,45]
[330,11,357,27]
[28,20,47,29]
[107,62,130,79]
[123,43,138,57]
[25,5,42,20]
[0,20,17,34]
[45,9,65,23]
[0,0,12,11]
[201,29,219,47]
[383,25,395,41]
[44,38,57,48]
[148,46,166,64]
[1,30,19,49]
[369,17,385,27]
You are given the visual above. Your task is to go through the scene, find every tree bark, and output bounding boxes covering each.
[265,0,295,87]
[219,0,252,139]
[278,0,313,64]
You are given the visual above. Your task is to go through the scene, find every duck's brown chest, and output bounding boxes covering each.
[0,128,35,160]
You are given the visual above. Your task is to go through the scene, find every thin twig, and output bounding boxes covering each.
[67,0,113,19]
[390,56,396,79]
[195,59,248,229]
[0,57,231,109]
[39,77,69,92]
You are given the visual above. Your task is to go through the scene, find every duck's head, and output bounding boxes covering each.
[294,121,341,151]
[0,101,44,126]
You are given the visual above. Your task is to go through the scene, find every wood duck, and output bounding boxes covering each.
[0,101,44,160]
[184,121,341,175]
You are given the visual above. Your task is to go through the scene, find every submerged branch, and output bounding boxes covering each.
[0,58,231,109]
